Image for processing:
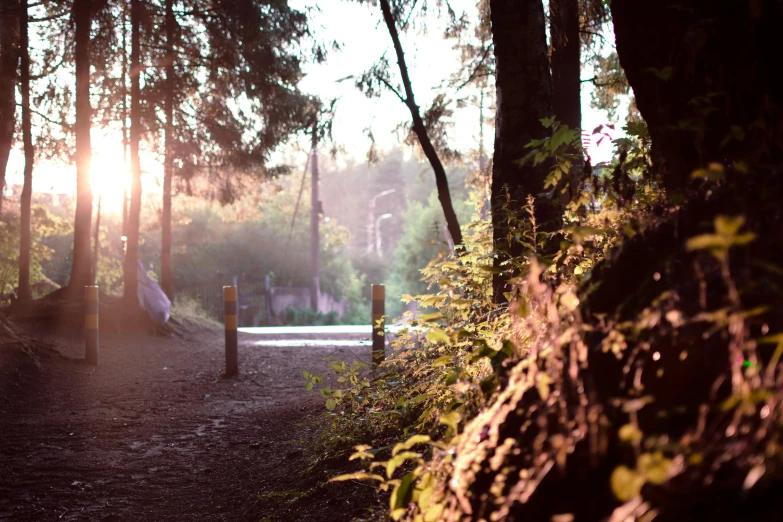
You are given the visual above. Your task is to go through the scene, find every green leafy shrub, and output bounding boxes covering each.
[0,203,70,299]
[171,294,221,327]
[280,306,340,326]
[305,120,783,519]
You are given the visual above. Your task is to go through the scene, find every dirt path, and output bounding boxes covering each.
[0,323,377,521]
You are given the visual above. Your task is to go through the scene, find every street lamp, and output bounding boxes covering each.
[367,189,396,254]
[375,213,393,257]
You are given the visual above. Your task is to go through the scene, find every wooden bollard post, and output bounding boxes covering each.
[372,284,385,366]
[224,285,238,377]
[85,286,99,365]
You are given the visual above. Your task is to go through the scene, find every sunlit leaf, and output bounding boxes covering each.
[430,354,453,367]
[390,472,415,519]
[619,423,643,445]
[330,472,385,483]
[392,434,431,456]
[714,215,745,237]
[638,452,672,484]
[686,234,724,252]
[611,465,644,501]
[418,312,444,322]
[439,411,460,435]
[386,452,422,479]
[426,329,451,345]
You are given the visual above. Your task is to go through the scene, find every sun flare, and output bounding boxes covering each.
[87,133,163,215]
[90,148,129,214]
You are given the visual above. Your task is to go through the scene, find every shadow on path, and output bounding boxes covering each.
[0,325,373,521]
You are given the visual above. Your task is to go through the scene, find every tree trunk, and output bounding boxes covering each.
[123,0,142,306]
[92,194,101,284]
[18,0,32,303]
[489,0,556,302]
[121,0,128,237]
[549,0,581,132]
[310,125,319,312]
[611,0,783,195]
[122,187,128,235]
[378,0,463,247]
[69,0,93,293]
[161,0,174,300]
[0,0,20,216]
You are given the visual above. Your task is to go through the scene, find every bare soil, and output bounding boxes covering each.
[0,321,381,521]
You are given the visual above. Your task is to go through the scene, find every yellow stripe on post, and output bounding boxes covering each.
[223,285,238,377]
[85,315,99,330]
[85,285,99,302]
[84,286,99,365]
[224,315,238,331]
[371,284,385,367]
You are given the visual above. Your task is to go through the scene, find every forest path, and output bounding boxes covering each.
[0,324,373,521]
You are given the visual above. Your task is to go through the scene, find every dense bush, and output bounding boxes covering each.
[0,202,70,299]
[280,306,340,326]
[308,120,783,521]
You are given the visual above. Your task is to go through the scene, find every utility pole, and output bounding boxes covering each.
[375,213,393,257]
[366,189,396,254]
[478,88,487,172]
[310,123,320,312]
[478,88,490,220]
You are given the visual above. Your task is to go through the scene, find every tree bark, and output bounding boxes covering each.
[123,0,142,306]
[549,0,581,132]
[161,0,174,300]
[310,125,319,312]
[489,0,556,302]
[18,0,32,302]
[0,0,20,216]
[378,0,463,247]
[69,0,93,293]
[92,194,101,284]
[611,0,783,195]
[121,0,128,237]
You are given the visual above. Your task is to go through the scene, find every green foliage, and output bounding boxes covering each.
[340,300,371,326]
[168,191,364,307]
[385,193,456,317]
[305,119,783,520]
[171,294,221,327]
[589,52,631,120]
[0,203,70,297]
[686,215,756,261]
[15,184,366,309]
[280,307,340,326]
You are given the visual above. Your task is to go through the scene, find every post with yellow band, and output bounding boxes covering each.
[84,286,99,365]
[224,285,238,377]
[371,284,385,366]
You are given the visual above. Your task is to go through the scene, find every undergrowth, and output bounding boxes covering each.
[305,120,783,520]
[171,295,221,328]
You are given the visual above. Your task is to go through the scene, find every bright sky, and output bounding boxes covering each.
[287,0,621,161]
[4,0,622,214]
[289,0,486,157]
